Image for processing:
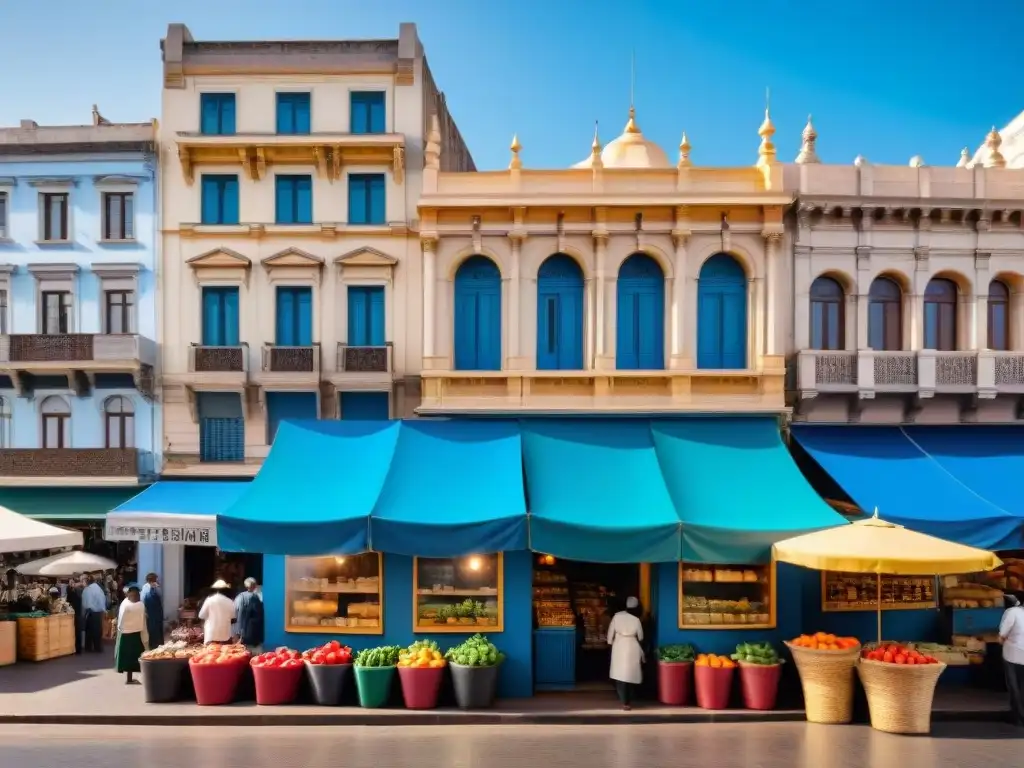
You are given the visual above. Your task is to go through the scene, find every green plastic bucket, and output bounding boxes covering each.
[354,665,395,708]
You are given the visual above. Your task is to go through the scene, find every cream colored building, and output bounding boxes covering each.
[157,23,472,477]
[789,119,1024,423]
[417,107,791,415]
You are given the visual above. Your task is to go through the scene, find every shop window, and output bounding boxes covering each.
[809,275,845,350]
[821,572,936,612]
[285,553,382,634]
[867,276,903,351]
[988,279,1010,351]
[413,554,503,633]
[678,563,775,629]
[924,277,958,351]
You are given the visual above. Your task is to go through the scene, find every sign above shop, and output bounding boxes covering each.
[104,514,218,547]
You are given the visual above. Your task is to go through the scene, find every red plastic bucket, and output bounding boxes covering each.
[694,665,735,710]
[739,662,782,710]
[657,661,693,706]
[189,659,247,706]
[253,663,305,705]
[397,665,445,709]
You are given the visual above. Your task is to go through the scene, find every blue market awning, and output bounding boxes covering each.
[653,418,847,564]
[793,426,1021,551]
[217,421,399,555]
[521,419,680,563]
[370,420,527,557]
[105,481,250,546]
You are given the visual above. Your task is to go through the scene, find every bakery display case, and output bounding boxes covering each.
[678,563,775,629]
[533,568,574,628]
[821,572,937,612]
[285,553,383,634]
[413,554,503,633]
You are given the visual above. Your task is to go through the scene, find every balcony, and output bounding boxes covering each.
[161,450,263,479]
[418,360,787,415]
[329,342,393,392]
[254,343,321,393]
[0,334,156,396]
[185,343,250,389]
[0,448,149,486]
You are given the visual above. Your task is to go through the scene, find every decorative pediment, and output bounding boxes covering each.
[335,247,398,268]
[261,248,324,269]
[186,248,252,270]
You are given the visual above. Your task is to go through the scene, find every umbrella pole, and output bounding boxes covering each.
[876,573,882,643]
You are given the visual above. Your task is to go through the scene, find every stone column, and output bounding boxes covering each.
[507,234,523,367]
[421,237,437,360]
[670,233,687,367]
[593,233,608,367]
[856,293,869,349]
[1012,290,1024,350]
[752,277,765,369]
[763,232,782,356]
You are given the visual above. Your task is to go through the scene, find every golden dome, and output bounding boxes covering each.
[573,108,671,170]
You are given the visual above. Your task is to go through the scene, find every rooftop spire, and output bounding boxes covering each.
[509,133,522,170]
[956,147,970,168]
[756,90,776,166]
[795,114,820,164]
[678,132,692,168]
[984,126,1006,168]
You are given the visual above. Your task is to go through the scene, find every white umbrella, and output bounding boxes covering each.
[16,551,117,577]
[0,505,82,553]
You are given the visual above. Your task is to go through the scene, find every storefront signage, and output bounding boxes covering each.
[104,518,218,547]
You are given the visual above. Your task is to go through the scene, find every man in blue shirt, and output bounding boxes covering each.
[81,574,107,653]
[141,572,164,648]
[233,577,264,653]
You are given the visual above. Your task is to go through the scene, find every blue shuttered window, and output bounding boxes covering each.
[340,391,390,420]
[200,175,240,225]
[453,256,502,371]
[350,92,386,134]
[197,392,244,462]
[615,254,665,370]
[200,93,236,136]
[696,253,747,370]
[276,92,311,135]
[266,391,318,443]
[347,286,385,346]
[276,286,313,346]
[347,174,385,225]
[536,254,584,370]
[201,287,240,346]
[275,175,313,224]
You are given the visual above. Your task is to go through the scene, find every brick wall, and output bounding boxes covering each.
[0,448,138,477]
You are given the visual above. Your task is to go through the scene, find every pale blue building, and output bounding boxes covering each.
[0,111,159,552]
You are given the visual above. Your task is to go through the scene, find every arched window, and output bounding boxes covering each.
[924,277,958,351]
[104,395,135,449]
[868,276,903,351]
[810,276,845,350]
[453,255,502,371]
[697,253,747,369]
[616,253,665,370]
[988,279,1010,351]
[40,395,70,449]
[0,396,10,449]
[536,254,584,370]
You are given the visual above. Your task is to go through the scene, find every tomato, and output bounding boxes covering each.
[882,651,893,663]
[329,640,341,651]
[894,654,907,664]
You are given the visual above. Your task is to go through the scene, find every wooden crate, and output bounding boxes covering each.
[50,614,75,659]
[16,616,51,661]
[0,621,15,666]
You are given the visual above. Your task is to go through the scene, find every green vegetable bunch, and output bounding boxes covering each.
[657,644,696,663]
[406,639,440,654]
[444,633,503,667]
[354,645,403,668]
[731,641,780,665]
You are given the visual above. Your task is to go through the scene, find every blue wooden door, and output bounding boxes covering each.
[454,256,502,371]
[616,253,664,370]
[347,286,385,346]
[340,391,390,420]
[202,287,239,346]
[266,391,317,443]
[697,253,747,369]
[275,286,312,346]
[537,254,584,370]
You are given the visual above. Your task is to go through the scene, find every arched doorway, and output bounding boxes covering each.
[616,253,665,370]
[537,253,584,370]
[697,253,747,369]
[453,255,502,371]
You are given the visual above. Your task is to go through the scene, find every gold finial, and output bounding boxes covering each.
[757,94,776,166]
[678,131,692,168]
[957,147,970,168]
[591,121,601,152]
[624,105,640,134]
[984,126,1006,168]
[795,114,819,164]
[424,113,441,170]
[623,49,641,134]
[509,133,522,170]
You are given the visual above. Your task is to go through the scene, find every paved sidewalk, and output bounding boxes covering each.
[0,651,1008,726]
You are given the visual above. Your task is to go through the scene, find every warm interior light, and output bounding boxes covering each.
[334,557,346,565]
[467,556,482,571]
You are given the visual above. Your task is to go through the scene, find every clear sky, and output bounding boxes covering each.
[1,0,1021,171]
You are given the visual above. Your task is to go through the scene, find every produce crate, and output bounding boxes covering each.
[50,614,75,658]
[17,616,51,661]
[0,621,15,666]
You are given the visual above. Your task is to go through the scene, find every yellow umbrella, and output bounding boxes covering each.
[772,509,1002,641]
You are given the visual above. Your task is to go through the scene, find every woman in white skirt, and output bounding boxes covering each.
[607,596,645,710]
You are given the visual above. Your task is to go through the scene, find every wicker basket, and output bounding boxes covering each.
[784,641,861,724]
[857,658,947,734]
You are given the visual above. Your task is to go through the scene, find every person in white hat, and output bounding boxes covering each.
[198,579,236,644]
[607,596,645,710]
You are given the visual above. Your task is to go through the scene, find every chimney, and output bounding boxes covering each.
[19,120,38,130]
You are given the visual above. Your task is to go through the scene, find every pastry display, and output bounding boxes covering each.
[679,563,773,628]
[823,572,936,612]
[285,553,383,633]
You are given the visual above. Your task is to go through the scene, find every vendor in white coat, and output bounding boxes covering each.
[607,596,645,710]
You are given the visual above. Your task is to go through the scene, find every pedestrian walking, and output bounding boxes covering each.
[232,577,265,653]
[999,593,1024,726]
[141,572,164,648]
[66,576,83,654]
[81,575,107,653]
[607,596,645,710]
[198,579,236,644]
[115,584,148,684]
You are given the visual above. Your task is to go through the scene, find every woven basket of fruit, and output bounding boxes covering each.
[858,644,947,734]
[785,633,861,724]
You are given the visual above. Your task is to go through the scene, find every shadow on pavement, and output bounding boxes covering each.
[0,649,114,694]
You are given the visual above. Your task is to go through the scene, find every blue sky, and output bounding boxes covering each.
[1,0,1021,170]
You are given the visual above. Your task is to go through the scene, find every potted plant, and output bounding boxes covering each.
[302,641,354,706]
[693,653,736,710]
[731,642,783,710]
[353,645,402,708]
[397,640,447,709]
[445,634,503,709]
[656,644,695,705]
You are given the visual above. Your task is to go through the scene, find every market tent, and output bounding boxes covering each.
[792,426,1021,551]
[904,426,1024,522]
[17,550,117,577]
[370,420,527,557]
[105,481,250,547]
[0,506,82,553]
[653,418,848,563]
[521,419,680,562]
[218,420,399,555]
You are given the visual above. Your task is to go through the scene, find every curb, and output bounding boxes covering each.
[0,708,1005,727]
